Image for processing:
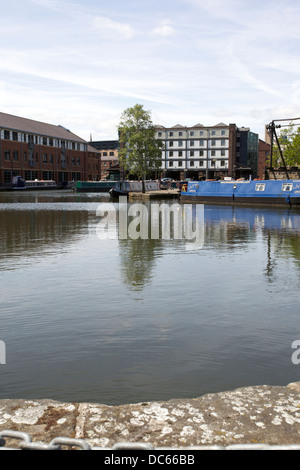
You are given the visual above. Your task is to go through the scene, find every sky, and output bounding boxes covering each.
[1,0,300,142]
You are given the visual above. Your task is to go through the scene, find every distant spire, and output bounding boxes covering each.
[90,133,92,142]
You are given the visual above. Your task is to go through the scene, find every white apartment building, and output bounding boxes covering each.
[156,123,231,179]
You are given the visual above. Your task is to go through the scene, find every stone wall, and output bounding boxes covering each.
[1,383,300,449]
[266,167,300,180]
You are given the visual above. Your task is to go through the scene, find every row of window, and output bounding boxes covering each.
[164,139,227,148]
[256,183,293,192]
[167,160,227,168]
[3,170,82,183]
[99,151,116,157]
[3,149,81,166]
[1,129,87,151]
[166,150,227,158]
[157,129,228,138]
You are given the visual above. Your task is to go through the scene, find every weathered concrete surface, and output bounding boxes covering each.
[1,383,300,448]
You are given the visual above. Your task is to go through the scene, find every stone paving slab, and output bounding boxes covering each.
[0,383,300,449]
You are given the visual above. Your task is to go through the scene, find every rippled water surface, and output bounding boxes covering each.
[0,190,300,405]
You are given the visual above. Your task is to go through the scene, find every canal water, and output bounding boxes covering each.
[0,190,300,405]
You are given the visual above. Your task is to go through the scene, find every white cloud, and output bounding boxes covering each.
[91,16,135,40]
[1,0,300,141]
[151,20,176,37]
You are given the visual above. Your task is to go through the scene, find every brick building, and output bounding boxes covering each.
[258,139,271,179]
[0,112,101,186]
[89,140,119,180]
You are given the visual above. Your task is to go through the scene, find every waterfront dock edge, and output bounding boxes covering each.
[0,382,300,449]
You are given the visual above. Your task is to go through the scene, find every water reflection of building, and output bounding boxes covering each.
[0,209,88,268]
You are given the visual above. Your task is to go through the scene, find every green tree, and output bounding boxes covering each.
[118,104,164,191]
[272,124,300,167]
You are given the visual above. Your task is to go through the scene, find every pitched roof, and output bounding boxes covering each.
[0,112,87,143]
[214,122,228,127]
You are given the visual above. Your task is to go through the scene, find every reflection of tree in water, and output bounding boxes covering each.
[263,230,300,283]
[264,232,282,283]
[118,238,164,291]
[288,235,300,264]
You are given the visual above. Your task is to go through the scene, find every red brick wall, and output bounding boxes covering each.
[258,140,270,179]
[0,139,101,184]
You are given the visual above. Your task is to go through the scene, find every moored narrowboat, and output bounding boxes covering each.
[181,180,300,207]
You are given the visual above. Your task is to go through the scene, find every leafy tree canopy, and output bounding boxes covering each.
[118,104,164,181]
[272,123,300,167]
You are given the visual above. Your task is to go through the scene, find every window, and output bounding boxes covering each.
[43,154,47,163]
[200,140,204,146]
[169,161,173,167]
[49,138,54,147]
[13,151,19,161]
[221,160,225,167]
[221,130,226,136]
[190,140,194,146]
[255,183,265,191]
[200,150,204,157]
[211,160,215,167]
[190,131,194,136]
[4,171,12,183]
[12,132,18,141]
[24,152,27,162]
[4,130,10,139]
[49,155,54,164]
[179,131,182,136]
[4,150,10,160]
[169,141,173,147]
[43,137,47,146]
[178,140,183,147]
[282,183,293,192]
[169,151,173,157]
[211,130,216,135]
[199,161,204,167]
[211,140,216,146]
[190,151,194,157]
[178,151,183,157]
[169,132,173,136]
[190,161,194,167]
[221,150,226,156]
[221,139,226,146]
[178,161,183,167]
[211,150,216,157]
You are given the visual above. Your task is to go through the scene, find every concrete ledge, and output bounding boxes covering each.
[1,383,300,448]
[128,190,180,199]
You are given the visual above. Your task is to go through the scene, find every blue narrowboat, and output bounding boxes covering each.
[181,179,300,207]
